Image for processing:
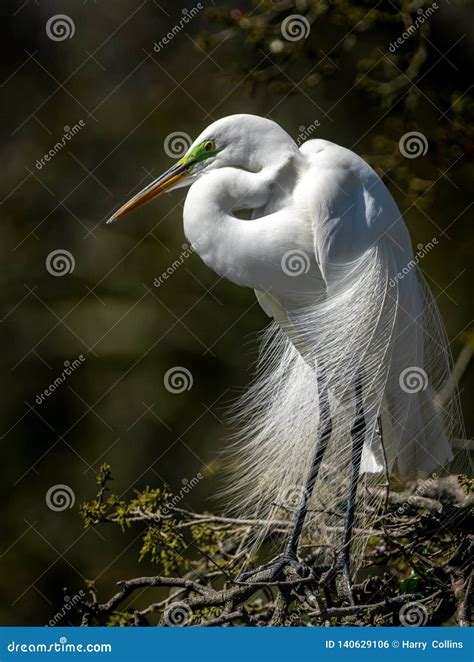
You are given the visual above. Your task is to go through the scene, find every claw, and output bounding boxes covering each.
[238,553,311,583]
[323,552,355,605]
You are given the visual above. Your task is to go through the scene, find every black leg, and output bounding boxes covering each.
[284,371,332,559]
[334,372,366,604]
[239,366,332,582]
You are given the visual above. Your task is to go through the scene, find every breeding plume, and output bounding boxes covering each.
[107,114,465,597]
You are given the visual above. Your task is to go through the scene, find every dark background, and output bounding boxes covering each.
[1,0,472,625]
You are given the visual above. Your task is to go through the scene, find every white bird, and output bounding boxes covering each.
[107,114,465,597]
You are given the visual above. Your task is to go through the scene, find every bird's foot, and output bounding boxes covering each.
[323,552,355,605]
[237,551,311,584]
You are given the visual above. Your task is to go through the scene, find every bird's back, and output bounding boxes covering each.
[299,138,409,256]
[225,137,466,573]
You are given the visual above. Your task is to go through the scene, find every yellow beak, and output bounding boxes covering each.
[106,160,191,225]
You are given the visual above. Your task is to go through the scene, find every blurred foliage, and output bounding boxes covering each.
[201,0,474,207]
[80,464,229,581]
[76,466,473,626]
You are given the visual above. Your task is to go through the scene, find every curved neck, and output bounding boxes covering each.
[183,157,298,281]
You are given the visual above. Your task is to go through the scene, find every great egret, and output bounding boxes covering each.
[107,114,465,598]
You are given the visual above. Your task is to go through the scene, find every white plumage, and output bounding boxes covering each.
[108,114,467,573]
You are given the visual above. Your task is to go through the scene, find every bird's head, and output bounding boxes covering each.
[106,114,296,224]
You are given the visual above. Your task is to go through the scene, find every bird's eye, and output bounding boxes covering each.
[204,140,214,152]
